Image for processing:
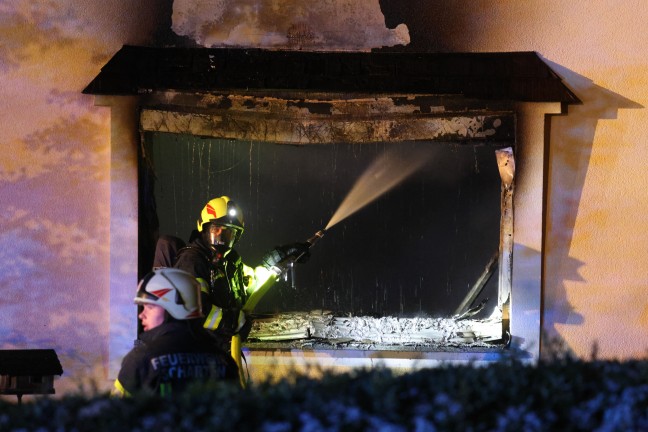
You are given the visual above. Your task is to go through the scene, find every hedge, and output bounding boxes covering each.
[2,356,647,431]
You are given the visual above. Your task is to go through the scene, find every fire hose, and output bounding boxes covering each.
[232,228,326,387]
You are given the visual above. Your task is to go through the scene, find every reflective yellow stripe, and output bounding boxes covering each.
[197,277,209,294]
[112,379,130,397]
[235,310,246,332]
[160,383,172,397]
[203,305,223,330]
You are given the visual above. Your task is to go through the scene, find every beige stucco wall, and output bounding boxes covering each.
[394,0,648,360]
[1,0,647,396]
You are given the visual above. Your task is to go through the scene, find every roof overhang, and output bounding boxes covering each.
[83,45,580,104]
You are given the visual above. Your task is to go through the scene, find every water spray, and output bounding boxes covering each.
[289,147,435,287]
[325,148,434,231]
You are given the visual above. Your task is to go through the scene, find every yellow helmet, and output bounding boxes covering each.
[196,196,244,247]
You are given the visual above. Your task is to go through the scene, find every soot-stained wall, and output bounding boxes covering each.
[3,0,647,397]
[144,133,503,318]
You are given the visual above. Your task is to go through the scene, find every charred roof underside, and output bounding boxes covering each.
[83,45,579,104]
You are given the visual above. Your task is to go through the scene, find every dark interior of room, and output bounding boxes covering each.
[142,132,503,319]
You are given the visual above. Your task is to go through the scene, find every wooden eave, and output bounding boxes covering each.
[83,45,580,104]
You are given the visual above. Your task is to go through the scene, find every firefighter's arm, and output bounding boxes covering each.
[242,240,309,309]
[112,350,140,397]
[112,379,131,397]
[241,243,310,313]
[260,243,311,275]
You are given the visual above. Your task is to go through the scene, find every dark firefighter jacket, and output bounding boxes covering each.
[173,238,275,348]
[113,320,239,397]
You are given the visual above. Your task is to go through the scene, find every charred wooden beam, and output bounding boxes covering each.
[140,108,514,144]
[453,251,499,317]
[496,147,515,338]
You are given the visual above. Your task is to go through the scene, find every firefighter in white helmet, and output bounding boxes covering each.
[113,268,239,397]
[173,196,310,384]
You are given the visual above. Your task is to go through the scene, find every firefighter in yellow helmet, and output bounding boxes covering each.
[173,196,310,382]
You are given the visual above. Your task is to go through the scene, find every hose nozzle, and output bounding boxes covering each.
[294,229,325,264]
[287,229,326,289]
[306,229,326,246]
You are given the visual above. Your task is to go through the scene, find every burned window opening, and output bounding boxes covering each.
[141,116,513,351]
[83,47,578,372]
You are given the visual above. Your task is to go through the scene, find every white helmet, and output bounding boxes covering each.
[134,268,203,320]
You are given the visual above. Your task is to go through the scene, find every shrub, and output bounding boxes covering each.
[1,357,647,431]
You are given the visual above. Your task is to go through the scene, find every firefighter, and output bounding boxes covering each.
[173,196,310,383]
[113,268,239,397]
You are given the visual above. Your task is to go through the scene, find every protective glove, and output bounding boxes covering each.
[262,242,311,270]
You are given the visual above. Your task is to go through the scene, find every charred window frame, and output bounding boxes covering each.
[137,92,516,352]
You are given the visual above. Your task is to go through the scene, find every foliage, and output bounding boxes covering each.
[1,357,648,431]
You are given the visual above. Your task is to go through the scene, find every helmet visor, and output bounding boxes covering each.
[134,272,158,303]
[207,224,240,248]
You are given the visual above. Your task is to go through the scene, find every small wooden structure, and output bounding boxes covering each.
[0,349,63,404]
